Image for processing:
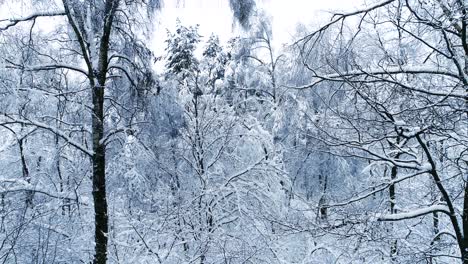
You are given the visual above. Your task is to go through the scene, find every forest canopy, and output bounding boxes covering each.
[0,0,467,263]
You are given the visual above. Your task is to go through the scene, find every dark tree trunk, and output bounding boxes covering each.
[389,135,401,261]
[91,1,118,263]
[463,186,468,264]
[92,83,108,264]
[389,164,398,260]
[18,137,32,207]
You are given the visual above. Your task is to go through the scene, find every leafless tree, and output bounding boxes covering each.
[294,0,468,262]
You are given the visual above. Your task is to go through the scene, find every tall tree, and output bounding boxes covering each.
[294,0,468,262]
[0,1,259,263]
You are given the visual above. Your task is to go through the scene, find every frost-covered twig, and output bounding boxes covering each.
[0,11,66,31]
[0,115,93,157]
[377,205,450,221]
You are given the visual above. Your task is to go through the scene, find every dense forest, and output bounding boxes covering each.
[0,0,467,263]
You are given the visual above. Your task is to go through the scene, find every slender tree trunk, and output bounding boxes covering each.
[92,83,108,264]
[416,134,466,263]
[459,41,468,255]
[192,92,209,264]
[18,137,32,207]
[459,3,468,262]
[389,135,401,261]
[90,1,118,263]
[389,163,398,261]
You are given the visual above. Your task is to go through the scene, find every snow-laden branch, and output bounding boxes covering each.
[32,222,70,238]
[0,11,66,31]
[223,157,265,186]
[377,205,450,221]
[294,0,396,45]
[5,60,89,77]
[0,179,86,205]
[0,115,93,157]
[100,124,140,145]
[290,66,461,89]
[331,0,396,19]
[434,0,463,33]
[324,169,428,208]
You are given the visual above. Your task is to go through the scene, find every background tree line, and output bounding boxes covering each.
[0,0,466,263]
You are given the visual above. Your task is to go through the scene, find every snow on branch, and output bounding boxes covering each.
[324,169,427,208]
[223,157,265,186]
[5,60,89,77]
[377,205,450,221]
[0,115,93,157]
[291,66,461,89]
[0,178,86,205]
[295,0,396,45]
[288,66,465,99]
[0,11,66,31]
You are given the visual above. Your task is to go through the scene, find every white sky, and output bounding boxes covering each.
[153,0,364,55]
[0,0,365,65]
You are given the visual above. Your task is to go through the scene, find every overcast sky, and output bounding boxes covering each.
[153,0,364,55]
[0,0,364,63]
